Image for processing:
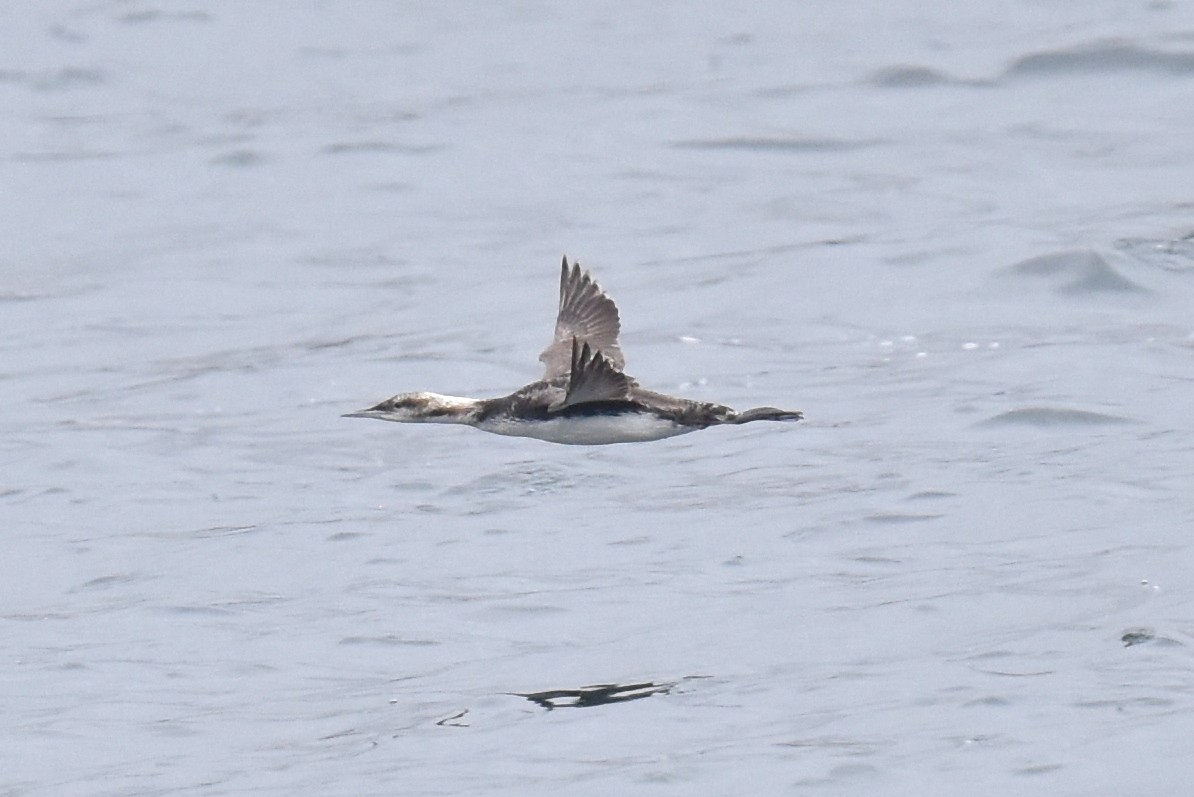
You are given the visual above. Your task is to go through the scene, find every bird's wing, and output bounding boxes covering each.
[552,338,634,410]
[538,256,625,379]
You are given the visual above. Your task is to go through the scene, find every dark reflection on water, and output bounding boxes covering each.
[515,680,677,710]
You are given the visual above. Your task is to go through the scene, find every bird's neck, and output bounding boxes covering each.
[418,393,485,424]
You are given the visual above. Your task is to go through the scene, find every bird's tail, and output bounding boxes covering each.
[729,407,803,424]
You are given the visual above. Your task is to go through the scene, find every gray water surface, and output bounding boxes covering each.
[4,2,1194,795]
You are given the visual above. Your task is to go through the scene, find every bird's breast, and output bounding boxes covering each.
[477,411,694,445]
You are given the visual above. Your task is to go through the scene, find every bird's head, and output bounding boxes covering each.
[343,392,479,424]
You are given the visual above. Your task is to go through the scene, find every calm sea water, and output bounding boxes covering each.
[4,2,1194,795]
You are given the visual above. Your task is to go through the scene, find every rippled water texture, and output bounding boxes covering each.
[3,2,1194,795]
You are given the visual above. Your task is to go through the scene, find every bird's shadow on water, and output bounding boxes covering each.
[513,680,678,710]
[426,677,712,730]
[513,674,712,710]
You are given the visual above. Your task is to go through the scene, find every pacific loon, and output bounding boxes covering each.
[344,257,802,444]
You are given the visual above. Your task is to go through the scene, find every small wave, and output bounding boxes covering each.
[1002,250,1148,295]
[29,67,107,92]
[671,136,880,153]
[211,149,265,167]
[321,141,442,156]
[1005,41,1194,79]
[979,407,1132,427]
[866,66,956,88]
[338,635,439,647]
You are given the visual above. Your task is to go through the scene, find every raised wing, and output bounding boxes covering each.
[538,256,625,379]
[552,338,634,410]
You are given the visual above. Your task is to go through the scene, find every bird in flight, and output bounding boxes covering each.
[344,257,802,444]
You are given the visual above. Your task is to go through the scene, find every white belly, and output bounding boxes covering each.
[477,414,695,445]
